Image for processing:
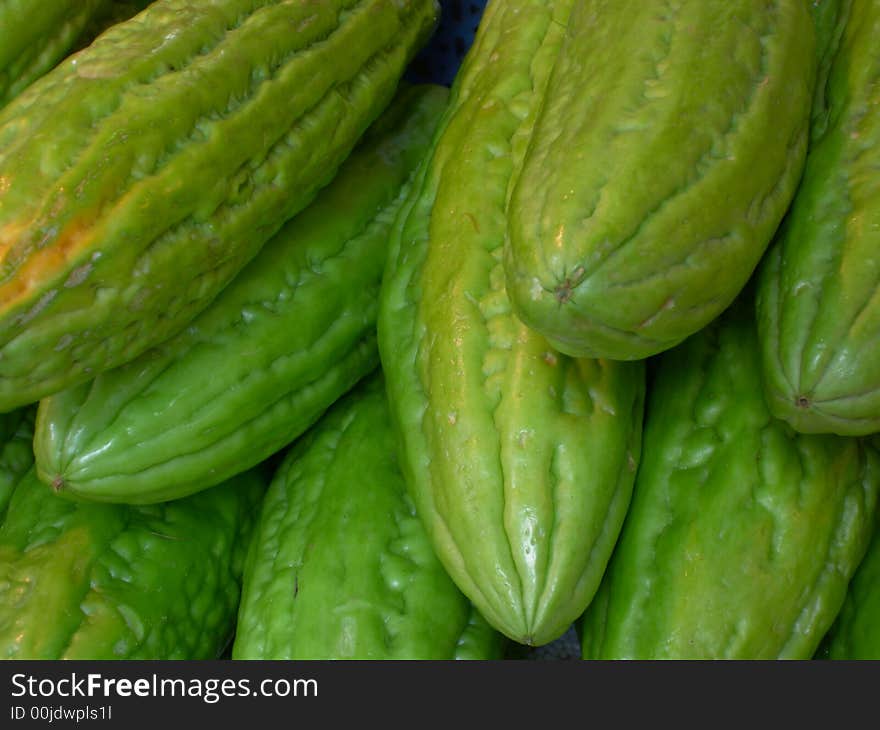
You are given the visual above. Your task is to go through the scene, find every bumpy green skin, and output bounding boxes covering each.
[233,373,504,660]
[0,0,438,411]
[0,0,113,108]
[378,0,646,647]
[503,0,817,361]
[756,0,880,436]
[33,84,448,505]
[580,297,880,660]
[0,465,266,659]
[0,405,35,516]
[821,509,880,659]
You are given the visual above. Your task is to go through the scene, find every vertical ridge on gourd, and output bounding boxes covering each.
[379,0,645,646]
[503,0,817,361]
[32,83,449,505]
[0,465,267,659]
[232,373,505,660]
[756,0,880,436]
[580,296,880,660]
[0,0,114,108]
[821,499,880,659]
[0,0,439,411]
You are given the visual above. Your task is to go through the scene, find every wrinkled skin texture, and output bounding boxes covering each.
[822,496,880,659]
[0,0,438,410]
[233,373,505,660]
[0,0,112,108]
[581,296,880,659]
[504,0,816,360]
[0,466,266,659]
[756,0,880,435]
[379,0,645,646]
[34,83,448,504]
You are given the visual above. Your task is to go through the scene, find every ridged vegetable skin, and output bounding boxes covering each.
[756,0,880,435]
[233,373,504,660]
[580,297,880,659]
[0,0,113,108]
[0,0,439,411]
[822,497,880,659]
[0,466,267,659]
[504,0,817,361]
[379,0,646,647]
[33,83,449,505]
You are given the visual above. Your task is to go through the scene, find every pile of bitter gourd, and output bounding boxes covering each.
[0,0,877,660]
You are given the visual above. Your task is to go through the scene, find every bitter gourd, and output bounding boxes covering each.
[0,0,438,411]
[580,296,880,660]
[379,0,645,646]
[809,0,848,141]
[821,500,880,659]
[504,0,817,361]
[0,465,266,659]
[33,83,448,505]
[756,0,880,436]
[233,373,505,660]
[0,0,114,108]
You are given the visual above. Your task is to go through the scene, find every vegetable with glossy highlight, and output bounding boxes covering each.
[0,465,266,659]
[233,373,505,660]
[0,0,438,410]
[504,0,816,361]
[379,0,645,647]
[756,0,880,436]
[34,83,449,505]
[580,296,880,659]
